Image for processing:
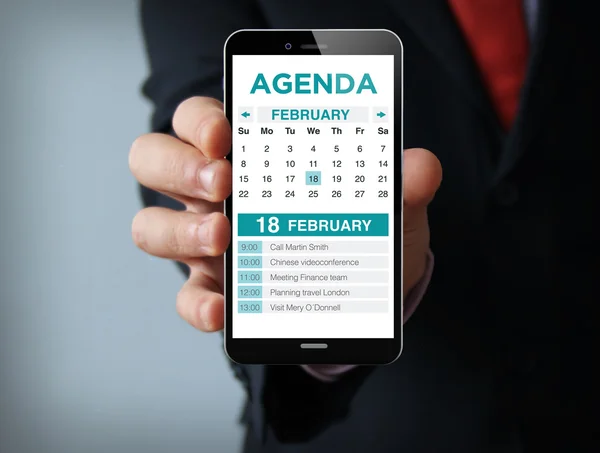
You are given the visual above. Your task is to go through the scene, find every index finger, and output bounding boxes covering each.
[172,96,231,159]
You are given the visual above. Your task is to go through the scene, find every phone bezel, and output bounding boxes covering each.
[223,29,403,365]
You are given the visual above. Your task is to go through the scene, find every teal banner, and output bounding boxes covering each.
[238,213,388,236]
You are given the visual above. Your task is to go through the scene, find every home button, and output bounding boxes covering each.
[301,343,328,349]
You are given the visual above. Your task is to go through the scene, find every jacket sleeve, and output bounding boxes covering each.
[138,1,375,443]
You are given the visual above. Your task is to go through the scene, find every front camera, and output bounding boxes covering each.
[285,43,292,50]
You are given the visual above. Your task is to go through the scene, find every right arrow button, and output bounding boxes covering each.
[373,107,389,122]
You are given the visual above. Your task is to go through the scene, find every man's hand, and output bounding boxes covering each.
[129,96,442,332]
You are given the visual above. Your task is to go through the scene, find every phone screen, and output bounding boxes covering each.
[230,53,396,340]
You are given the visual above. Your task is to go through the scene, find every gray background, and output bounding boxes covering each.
[0,1,244,452]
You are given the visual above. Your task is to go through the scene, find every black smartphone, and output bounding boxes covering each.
[223,30,403,365]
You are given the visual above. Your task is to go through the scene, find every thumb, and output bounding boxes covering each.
[402,148,442,294]
[403,148,442,213]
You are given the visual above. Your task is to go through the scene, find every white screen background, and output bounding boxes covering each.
[230,54,396,338]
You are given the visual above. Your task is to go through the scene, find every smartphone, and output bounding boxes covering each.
[223,30,402,365]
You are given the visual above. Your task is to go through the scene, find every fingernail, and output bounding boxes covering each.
[197,216,213,251]
[198,161,218,194]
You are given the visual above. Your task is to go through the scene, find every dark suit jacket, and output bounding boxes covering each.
[139,1,599,451]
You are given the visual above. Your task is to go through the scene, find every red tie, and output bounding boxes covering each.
[448,0,529,130]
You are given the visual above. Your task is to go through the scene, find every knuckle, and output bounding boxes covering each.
[178,157,204,193]
[165,220,186,257]
[166,215,196,257]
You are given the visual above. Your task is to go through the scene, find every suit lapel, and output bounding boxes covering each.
[386,0,503,138]
[495,0,565,182]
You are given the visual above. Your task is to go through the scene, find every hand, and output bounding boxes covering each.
[129,96,442,332]
[130,97,231,332]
